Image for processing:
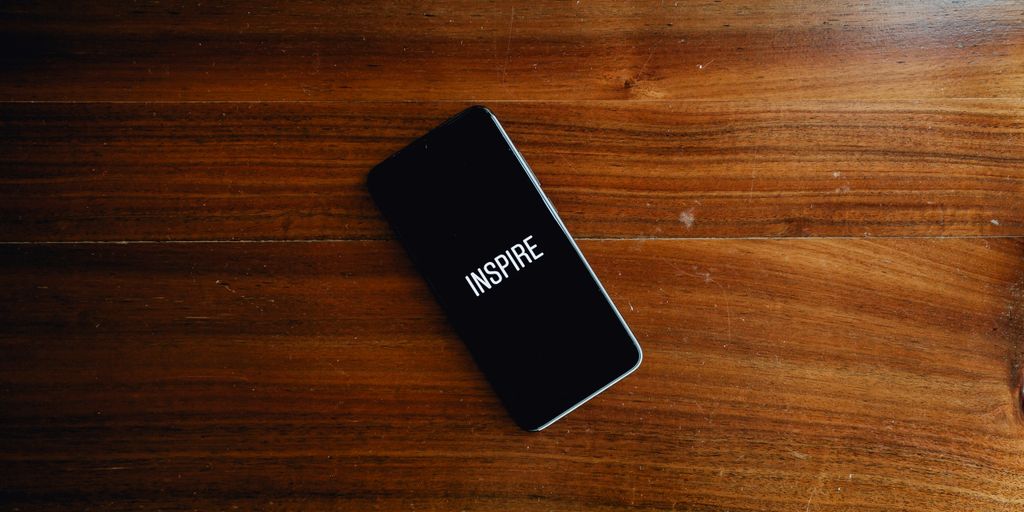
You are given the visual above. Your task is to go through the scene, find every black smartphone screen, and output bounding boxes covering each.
[367,106,642,431]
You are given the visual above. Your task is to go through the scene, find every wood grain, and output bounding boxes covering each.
[0,1,1021,101]
[2,1,1023,509]
[1,239,1022,510]
[2,100,1021,242]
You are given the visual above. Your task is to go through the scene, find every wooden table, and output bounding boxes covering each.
[2,2,1022,510]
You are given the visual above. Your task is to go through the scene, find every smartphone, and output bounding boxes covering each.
[366,105,642,431]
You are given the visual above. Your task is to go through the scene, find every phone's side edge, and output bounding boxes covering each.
[485,109,644,432]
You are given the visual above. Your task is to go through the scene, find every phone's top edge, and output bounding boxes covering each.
[366,105,496,189]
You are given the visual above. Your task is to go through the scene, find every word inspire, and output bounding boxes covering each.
[465,235,544,297]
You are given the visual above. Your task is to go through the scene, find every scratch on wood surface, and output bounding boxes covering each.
[718,279,734,345]
[625,44,658,89]
[638,46,656,78]
[804,457,830,511]
[501,7,515,83]
[671,262,733,343]
[1003,270,1024,422]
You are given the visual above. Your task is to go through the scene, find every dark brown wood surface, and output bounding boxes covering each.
[3,239,1023,510]
[1,1,1022,510]
[1,1,1021,101]
[2,100,1021,242]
